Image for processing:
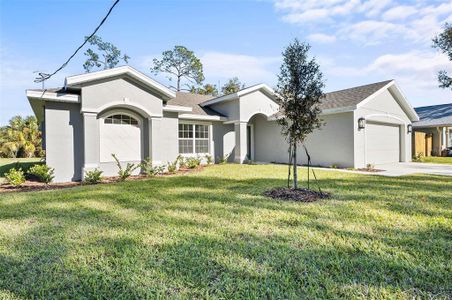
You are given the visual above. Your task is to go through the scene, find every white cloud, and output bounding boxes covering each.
[325,50,452,105]
[273,0,451,45]
[307,33,337,43]
[382,5,418,21]
[200,52,280,84]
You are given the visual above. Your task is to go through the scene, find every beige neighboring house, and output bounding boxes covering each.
[413,103,452,156]
[26,66,419,182]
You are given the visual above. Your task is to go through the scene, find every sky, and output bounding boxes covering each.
[0,0,451,125]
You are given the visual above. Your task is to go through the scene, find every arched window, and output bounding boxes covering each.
[104,114,139,125]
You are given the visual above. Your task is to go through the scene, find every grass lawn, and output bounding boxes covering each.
[0,165,450,299]
[418,156,452,164]
[0,157,43,177]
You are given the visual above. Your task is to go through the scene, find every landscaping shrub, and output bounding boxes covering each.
[141,158,165,176]
[84,168,103,184]
[111,154,139,181]
[218,154,229,164]
[205,154,213,165]
[5,168,25,187]
[412,152,424,162]
[167,160,178,174]
[186,156,201,169]
[366,163,375,171]
[177,155,187,169]
[28,164,54,184]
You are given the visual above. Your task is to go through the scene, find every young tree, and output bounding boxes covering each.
[221,77,245,95]
[433,23,452,90]
[190,83,219,96]
[151,46,204,91]
[83,35,130,72]
[275,39,325,189]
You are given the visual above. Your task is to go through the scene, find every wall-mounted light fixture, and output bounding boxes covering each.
[407,124,412,134]
[358,118,366,130]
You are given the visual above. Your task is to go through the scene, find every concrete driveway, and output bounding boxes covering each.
[374,162,452,177]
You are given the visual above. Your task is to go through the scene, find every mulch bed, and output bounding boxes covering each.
[0,165,206,194]
[264,187,330,202]
[356,168,384,172]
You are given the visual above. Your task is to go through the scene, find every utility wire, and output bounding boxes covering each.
[34,0,121,83]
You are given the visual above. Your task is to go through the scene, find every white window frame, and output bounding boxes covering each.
[178,121,212,155]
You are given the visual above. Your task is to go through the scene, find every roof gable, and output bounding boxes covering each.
[64,66,175,100]
[200,84,275,107]
[320,80,393,111]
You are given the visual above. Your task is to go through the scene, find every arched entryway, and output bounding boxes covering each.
[246,113,271,162]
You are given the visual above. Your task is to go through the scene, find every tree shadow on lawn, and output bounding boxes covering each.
[1,222,450,299]
[0,172,450,298]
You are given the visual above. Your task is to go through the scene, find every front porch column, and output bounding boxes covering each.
[82,112,99,178]
[148,117,162,165]
[234,121,247,163]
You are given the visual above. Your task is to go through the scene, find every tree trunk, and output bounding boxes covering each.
[177,76,181,91]
[293,142,298,189]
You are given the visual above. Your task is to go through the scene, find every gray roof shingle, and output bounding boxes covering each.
[320,80,393,110]
[413,103,452,127]
[166,92,224,116]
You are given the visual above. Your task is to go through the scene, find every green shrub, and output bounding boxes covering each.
[141,158,165,177]
[205,154,213,165]
[5,168,25,187]
[84,168,103,184]
[366,163,375,171]
[112,154,139,181]
[167,160,178,174]
[28,164,54,184]
[186,157,201,169]
[177,155,187,169]
[218,154,229,164]
[412,152,424,162]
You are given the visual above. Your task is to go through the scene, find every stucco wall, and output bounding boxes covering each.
[81,77,163,117]
[212,123,236,162]
[239,91,278,122]
[45,102,83,182]
[354,88,412,167]
[252,112,355,167]
[209,99,240,121]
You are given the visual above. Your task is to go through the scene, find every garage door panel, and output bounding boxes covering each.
[366,123,400,165]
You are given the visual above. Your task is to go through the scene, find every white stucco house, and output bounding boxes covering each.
[26,66,419,182]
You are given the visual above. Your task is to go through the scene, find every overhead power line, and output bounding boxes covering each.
[34,0,121,83]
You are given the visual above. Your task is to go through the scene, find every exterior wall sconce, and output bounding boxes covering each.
[358,118,366,130]
[407,124,412,134]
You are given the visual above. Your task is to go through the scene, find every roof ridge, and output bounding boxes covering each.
[326,79,393,95]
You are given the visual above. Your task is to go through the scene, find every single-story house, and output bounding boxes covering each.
[413,103,452,156]
[26,66,419,182]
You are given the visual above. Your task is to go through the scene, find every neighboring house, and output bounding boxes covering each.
[26,66,419,182]
[413,103,452,156]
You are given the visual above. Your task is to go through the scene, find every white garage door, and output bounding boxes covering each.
[366,122,400,165]
[100,114,142,162]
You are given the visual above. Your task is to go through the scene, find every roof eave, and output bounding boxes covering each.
[65,66,176,100]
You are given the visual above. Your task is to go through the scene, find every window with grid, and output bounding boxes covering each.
[104,114,138,125]
[178,124,209,154]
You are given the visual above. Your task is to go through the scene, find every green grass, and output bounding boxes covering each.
[0,165,451,299]
[417,156,452,164]
[0,157,43,177]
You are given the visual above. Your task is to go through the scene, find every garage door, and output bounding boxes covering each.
[100,114,142,162]
[366,122,400,165]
